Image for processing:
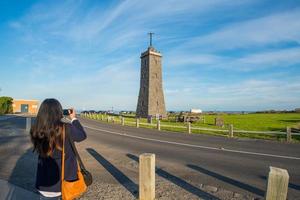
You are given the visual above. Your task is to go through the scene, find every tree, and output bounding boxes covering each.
[0,96,13,115]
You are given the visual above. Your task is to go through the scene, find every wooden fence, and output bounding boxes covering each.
[81,113,300,142]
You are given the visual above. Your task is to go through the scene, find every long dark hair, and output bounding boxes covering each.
[30,98,63,157]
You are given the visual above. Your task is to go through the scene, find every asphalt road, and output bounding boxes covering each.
[78,117,300,199]
[1,116,300,199]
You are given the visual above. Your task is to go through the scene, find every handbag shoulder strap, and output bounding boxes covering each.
[66,125,87,171]
[61,124,65,182]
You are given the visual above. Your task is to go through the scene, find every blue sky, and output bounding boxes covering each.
[0,0,300,111]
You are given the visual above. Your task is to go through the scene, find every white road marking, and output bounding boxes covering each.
[82,124,300,160]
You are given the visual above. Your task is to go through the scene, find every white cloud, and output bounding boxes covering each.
[164,78,300,111]
[226,47,300,71]
[177,8,300,51]
[166,47,300,71]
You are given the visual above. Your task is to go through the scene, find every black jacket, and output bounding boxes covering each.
[35,119,87,192]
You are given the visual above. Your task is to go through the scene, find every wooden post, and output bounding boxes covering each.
[229,124,234,138]
[26,117,31,132]
[139,153,155,200]
[147,116,152,124]
[187,122,191,134]
[286,127,292,142]
[121,117,125,126]
[157,120,160,131]
[265,166,289,200]
[136,118,140,128]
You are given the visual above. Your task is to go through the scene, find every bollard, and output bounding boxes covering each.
[157,120,160,131]
[112,117,115,123]
[265,166,289,200]
[101,115,104,121]
[136,118,140,128]
[187,122,191,134]
[229,124,234,138]
[286,127,292,142]
[121,117,125,126]
[147,116,152,124]
[26,117,31,132]
[107,117,110,123]
[139,153,155,200]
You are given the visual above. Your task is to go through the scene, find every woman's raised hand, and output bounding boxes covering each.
[69,108,76,120]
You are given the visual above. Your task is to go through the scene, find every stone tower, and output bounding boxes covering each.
[136,34,167,118]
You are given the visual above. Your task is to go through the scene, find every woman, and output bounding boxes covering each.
[30,98,87,199]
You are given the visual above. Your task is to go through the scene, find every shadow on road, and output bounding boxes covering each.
[8,148,37,192]
[86,148,138,198]
[126,153,220,200]
[259,175,300,191]
[3,148,39,199]
[187,164,265,197]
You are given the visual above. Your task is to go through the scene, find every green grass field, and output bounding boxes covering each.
[83,113,300,142]
[190,113,300,131]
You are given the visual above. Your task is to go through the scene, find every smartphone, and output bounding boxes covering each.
[63,109,73,115]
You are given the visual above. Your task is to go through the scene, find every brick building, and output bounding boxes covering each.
[12,99,39,114]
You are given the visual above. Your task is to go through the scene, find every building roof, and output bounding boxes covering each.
[13,99,39,102]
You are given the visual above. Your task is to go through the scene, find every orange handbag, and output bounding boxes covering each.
[61,125,87,200]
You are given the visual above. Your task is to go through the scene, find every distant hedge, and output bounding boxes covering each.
[0,96,13,115]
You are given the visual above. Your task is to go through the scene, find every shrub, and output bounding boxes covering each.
[0,96,13,115]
